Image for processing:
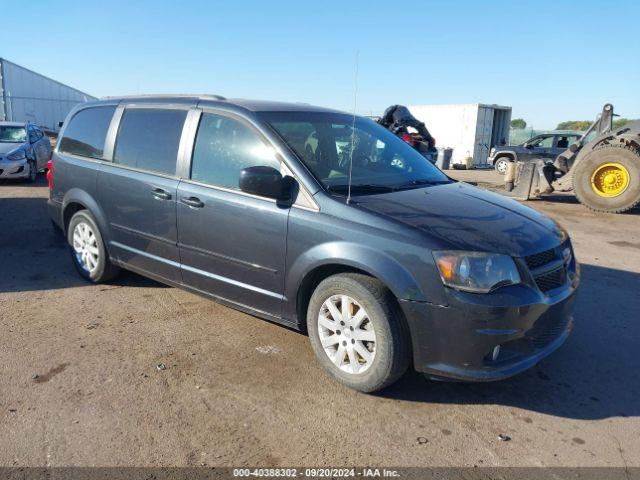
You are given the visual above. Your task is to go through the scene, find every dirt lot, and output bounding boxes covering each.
[1,170,639,468]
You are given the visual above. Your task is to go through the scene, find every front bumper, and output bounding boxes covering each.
[400,280,578,382]
[0,158,29,178]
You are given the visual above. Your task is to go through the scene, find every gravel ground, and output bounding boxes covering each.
[0,171,639,468]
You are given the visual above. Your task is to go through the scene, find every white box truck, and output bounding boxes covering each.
[0,58,96,132]
[408,103,511,167]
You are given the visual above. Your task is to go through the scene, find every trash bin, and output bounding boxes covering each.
[436,148,453,170]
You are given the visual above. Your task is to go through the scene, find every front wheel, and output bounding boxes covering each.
[573,144,640,213]
[307,273,410,393]
[494,157,510,174]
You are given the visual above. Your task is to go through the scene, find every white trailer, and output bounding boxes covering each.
[0,58,96,132]
[408,103,511,167]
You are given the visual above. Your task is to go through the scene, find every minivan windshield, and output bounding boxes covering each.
[0,126,27,143]
[261,112,450,195]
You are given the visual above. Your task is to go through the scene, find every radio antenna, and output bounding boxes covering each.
[346,51,359,204]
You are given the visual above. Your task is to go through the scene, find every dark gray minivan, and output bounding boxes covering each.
[49,95,579,392]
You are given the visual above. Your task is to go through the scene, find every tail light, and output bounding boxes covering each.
[46,159,54,190]
[431,137,436,148]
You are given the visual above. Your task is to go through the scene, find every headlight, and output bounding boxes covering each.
[553,222,568,243]
[7,150,27,161]
[490,148,496,155]
[433,251,521,293]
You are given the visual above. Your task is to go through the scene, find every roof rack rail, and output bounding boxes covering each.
[100,94,227,101]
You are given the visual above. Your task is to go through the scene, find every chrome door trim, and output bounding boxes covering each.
[176,108,202,179]
[103,104,125,161]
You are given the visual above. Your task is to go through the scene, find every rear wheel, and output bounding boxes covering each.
[573,143,640,213]
[494,157,511,174]
[67,210,120,282]
[306,273,410,393]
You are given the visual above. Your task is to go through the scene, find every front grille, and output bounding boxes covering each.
[525,248,557,269]
[527,314,570,349]
[534,267,566,292]
[523,243,574,294]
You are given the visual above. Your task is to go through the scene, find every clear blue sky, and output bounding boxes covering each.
[2,0,638,129]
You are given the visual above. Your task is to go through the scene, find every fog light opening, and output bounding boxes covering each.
[492,346,501,362]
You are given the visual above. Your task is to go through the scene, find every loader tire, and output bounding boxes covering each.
[573,143,640,213]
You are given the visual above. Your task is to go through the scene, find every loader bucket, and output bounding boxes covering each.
[504,162,537,200]
[503,160,556,200]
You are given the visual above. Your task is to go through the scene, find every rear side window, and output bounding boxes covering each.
[530,136,554,148]
[190,113,280,189]
[114,108,187,175]
[59,106,116,159]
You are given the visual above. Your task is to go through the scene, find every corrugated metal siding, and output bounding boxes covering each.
[491,109,511,146]
[475,106,493,166]
[0,58,96,131]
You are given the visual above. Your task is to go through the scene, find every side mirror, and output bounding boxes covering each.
[239,166,288,200]
[58,121,64,128]
[524,143,533,149]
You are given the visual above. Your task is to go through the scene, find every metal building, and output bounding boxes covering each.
[0,58,96,132]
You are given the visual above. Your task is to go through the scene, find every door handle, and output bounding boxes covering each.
[152,188,172,200]
[180,196,204,208]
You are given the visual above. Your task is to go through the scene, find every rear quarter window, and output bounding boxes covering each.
[58,106,116,159]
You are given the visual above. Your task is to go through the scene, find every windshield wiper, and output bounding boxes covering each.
[326,184,395,195]
[393,178,451,190]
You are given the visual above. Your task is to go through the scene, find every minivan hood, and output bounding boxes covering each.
[0,142,23,156]
[354,182,564,256]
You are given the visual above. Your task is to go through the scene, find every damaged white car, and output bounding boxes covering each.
[0,122,51,182]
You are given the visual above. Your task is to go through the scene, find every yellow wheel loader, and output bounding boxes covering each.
[505,104,640,213]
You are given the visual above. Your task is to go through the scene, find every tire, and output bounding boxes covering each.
[494,157,511,174]
[573,143,640,213]
[67,210,120,282]
[25,160,37,183]
[306,273,410,393]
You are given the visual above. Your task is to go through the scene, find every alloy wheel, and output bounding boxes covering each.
[72,222,99,273]
[317,295,376,374]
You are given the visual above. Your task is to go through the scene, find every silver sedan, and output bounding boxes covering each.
[0,122,52,182]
